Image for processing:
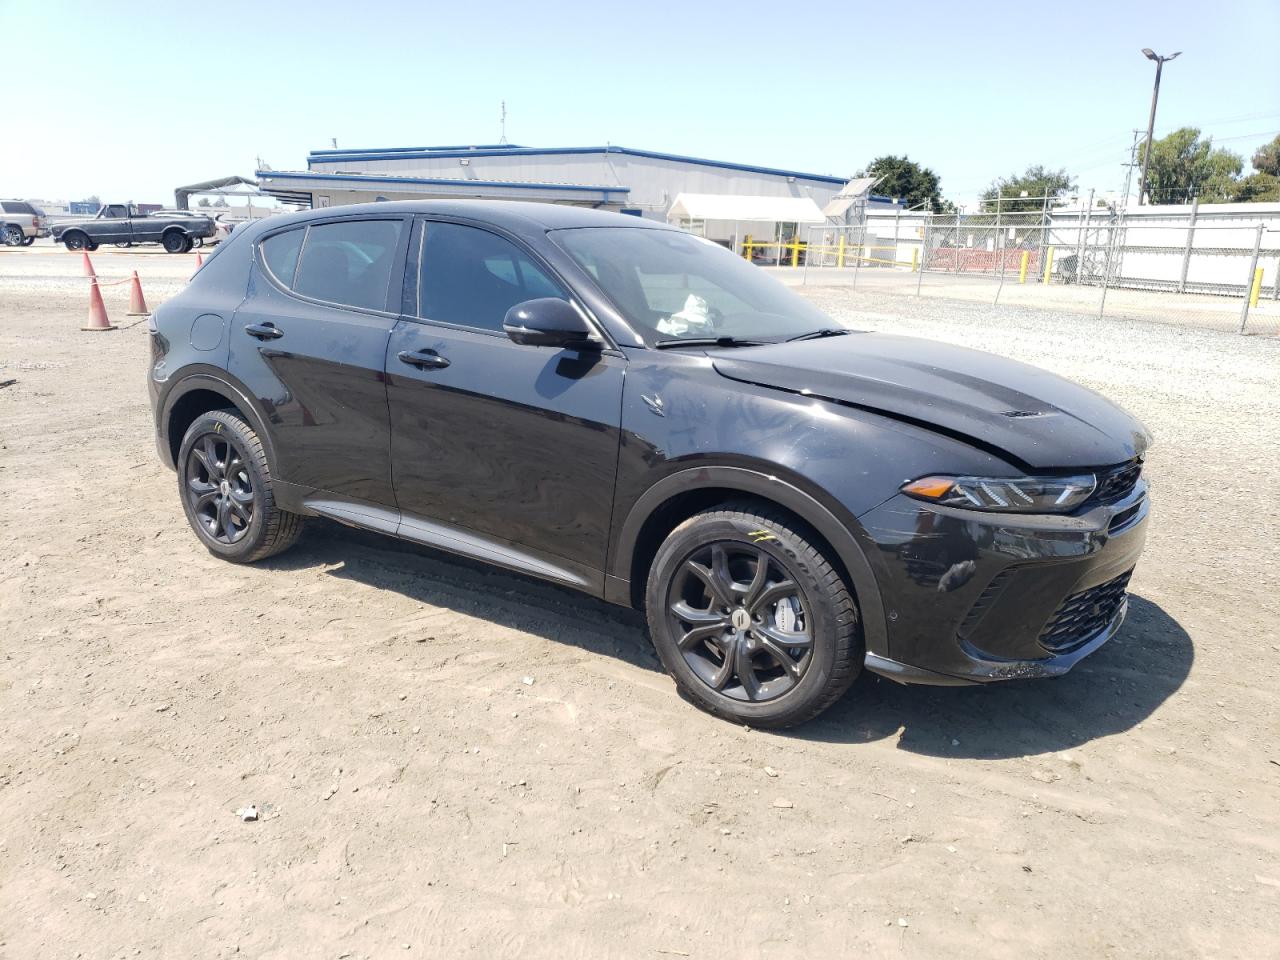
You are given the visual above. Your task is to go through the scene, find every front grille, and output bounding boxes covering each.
[1093,459,1143,503]
[1039,570,1133,654]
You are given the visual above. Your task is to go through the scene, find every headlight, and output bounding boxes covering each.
[902,473,1096,513]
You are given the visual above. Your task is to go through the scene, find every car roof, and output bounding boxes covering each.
[247,200,677,240]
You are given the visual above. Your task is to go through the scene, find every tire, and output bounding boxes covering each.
[62,233,86,250]
[3,225,25,246]
[162,231,187,254]
[177,410,304,563]
[645,502,862,728]
[20,236,34,246]
[84,240,99,252]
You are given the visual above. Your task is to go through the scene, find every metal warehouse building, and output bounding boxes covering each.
[256,144,898,249]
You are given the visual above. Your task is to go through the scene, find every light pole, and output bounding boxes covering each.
[1137,48,1181,205]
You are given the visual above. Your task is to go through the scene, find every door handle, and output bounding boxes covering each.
[245,322,283,340]
[397,349,451,370]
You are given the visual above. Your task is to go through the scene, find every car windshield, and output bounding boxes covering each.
[551,227,835,345]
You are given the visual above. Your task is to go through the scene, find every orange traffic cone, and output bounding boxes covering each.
[195,251,204,269]
[127,271,149,316]
[81,251,96,277]
[82,279,116,332]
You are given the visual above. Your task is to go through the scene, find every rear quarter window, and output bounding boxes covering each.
[260,228,305,287]
[2,201,34,215]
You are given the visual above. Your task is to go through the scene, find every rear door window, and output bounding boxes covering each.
[417,221,566,331]
[260,228,305,288]
[290,219,404,311]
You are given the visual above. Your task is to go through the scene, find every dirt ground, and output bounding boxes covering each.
[2,252,1279,960]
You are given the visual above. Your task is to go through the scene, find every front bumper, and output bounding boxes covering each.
[858,479,1149,684]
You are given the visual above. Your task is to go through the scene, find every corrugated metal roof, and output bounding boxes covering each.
[256,170,629,194]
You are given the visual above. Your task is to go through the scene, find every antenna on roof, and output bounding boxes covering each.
[331,137,338,149]
[499,101,508,145]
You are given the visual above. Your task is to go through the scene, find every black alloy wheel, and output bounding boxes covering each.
[163,231,187,253]
[184,433,254,544]
[645,503,862,728]
[176,410,304,563]
[667,542,813,702]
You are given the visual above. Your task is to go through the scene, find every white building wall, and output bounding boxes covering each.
[308,149,846,224]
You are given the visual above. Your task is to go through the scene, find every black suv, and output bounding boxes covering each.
[148,201,1150,727]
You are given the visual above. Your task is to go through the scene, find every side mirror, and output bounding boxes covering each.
[503,298,601,350]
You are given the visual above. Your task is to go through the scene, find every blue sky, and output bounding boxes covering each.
[5,0,1278,207]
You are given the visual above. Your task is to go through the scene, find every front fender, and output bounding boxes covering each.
[607,464,889,658]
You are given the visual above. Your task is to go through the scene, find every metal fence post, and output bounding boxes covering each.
[1238,223,1264,333]
[916,218,928,295]
[1097,212,1120,319]
[1178,197,1198,293]
[1077,189,1094,284]
[994,230,1007,304]
[852,222,863,289]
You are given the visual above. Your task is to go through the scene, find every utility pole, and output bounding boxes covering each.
[1137,48,1182,205]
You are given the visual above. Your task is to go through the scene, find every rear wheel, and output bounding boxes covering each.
[645,502,862,728]
[177,410,304,563]
[162,231,188,254]
[3,225,24,246]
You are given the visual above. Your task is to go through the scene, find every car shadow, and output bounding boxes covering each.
[260,520,661,674]
[264,524,1191,758]
[797,595,1193,758]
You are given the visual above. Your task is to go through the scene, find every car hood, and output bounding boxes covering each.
[710,334,1150,469]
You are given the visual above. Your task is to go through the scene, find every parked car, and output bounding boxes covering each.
[1,199,48,245]
[147,201,1151,727]
[52,203,215,253]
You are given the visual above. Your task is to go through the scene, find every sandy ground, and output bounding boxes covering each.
[1,255,1279,960]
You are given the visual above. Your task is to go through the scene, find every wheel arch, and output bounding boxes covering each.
[161,372,277,473]
[610,466,887,657]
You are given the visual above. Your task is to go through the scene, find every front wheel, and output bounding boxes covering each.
[645,502,862,728]
[177,410,305,563]
[20,236,34,246]
[162,231,188,254]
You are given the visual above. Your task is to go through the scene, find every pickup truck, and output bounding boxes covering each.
[52,204,216,253]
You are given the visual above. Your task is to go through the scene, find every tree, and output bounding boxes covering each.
[213,197,229,207]
[981,166,1075,212]
[862,155,948,213]
[1236,135,1280,201]
[197,197,211,207]
[1252,135,1280,177]
[1233,171,1280,202]
[1139,127,1243,203]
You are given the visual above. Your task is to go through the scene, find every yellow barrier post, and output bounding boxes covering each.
[911,247,919,272]
[743,235,752,260]
[1043,246,1055,284]
[1018,250,1029,284]
[791,241,800,268]
[837,235,846,268]
[1251,267,1264,307]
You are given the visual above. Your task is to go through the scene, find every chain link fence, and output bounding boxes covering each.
[797,205,1280,336]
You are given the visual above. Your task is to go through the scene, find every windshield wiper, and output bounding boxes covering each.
[653,336,767,350]
[786,327,851,342]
